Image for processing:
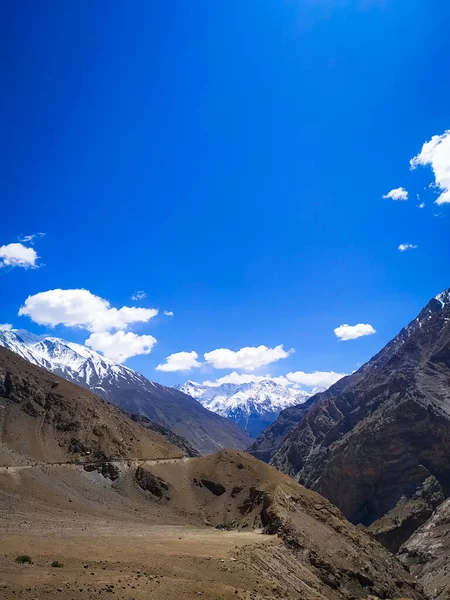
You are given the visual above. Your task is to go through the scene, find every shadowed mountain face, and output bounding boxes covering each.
[251,289,450,552]
[0,330,251,455]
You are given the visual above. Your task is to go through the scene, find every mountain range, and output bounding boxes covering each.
[0,329,250,455]
[250,288,450,557]
[178,379,311,437]
[0,344,423,600]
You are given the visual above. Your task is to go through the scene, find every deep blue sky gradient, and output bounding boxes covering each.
[1,0,449,384]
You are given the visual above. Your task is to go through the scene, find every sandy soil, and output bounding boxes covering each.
[0,462,287,600]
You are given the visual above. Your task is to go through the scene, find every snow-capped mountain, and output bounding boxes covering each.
[0,329,251,454]
[177,379,311,437]
[0,329,142,390]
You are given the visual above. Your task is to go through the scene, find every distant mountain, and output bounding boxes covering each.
[0,330,251,455]
[251,288,450,552]
[177,379,310,437]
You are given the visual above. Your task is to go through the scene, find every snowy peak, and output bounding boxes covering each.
[0,329,138,388]
[177,378,310,438]
[435,288,450,308]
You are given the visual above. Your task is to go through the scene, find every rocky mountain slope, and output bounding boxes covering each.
[132,449,423,600]
[251,288,450,552]
[0,345,184,465]
[0,330,250,455]
[399,496,450,600]
[178,379,310,437]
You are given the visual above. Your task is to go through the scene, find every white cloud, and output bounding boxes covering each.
[270,375,292,386]
[198,369,345,391]
[164,310,174,317]
[18,289,158,333]
[382,187,408,201]
[204,344,293,372]
[86,330,156,363]
[398,243,418,252]
[203,372,269,386]
[286,370,346,388]
[131,290,147,301]
[418,202,425,209]
[411,130,450,205]
[156,351,201,372]
[334,323,376,341]
[0,323,12,331]
[0,243,39,269]
[19,232,45,245]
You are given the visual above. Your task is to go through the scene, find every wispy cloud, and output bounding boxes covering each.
[131,290,147,301]
[164,310,174,317]
[398,243,418,252]
[18,232,45,245]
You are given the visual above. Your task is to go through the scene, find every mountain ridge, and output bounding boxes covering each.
[251,288,450,551]
[177,379,310,437]
[0,329,251,455]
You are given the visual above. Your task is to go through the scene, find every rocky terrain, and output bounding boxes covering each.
[178,379,311,437]
[250,289,450,553]
[399,496,450,599]
[0,330,250,455]
[0,346,423,600]
[248,394,319,462]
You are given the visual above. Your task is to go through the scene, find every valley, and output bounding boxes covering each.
[0,344,425,600]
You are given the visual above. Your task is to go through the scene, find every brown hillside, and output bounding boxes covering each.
[0,346,183,465]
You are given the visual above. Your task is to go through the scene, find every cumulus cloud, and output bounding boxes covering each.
[411,130,450,205]
[398,243,418,252]
[131,290,147,301]
[204,344,293,372]
[334,323,376,341]
[0,323,12,331]
[86,330,156,363]
[18,289,158,333]
[202,372,269,386]
[156,351,202,372]
[164,310,174,317]
[19,232,45,244]
[382,187,408,201]
[0,243,39,269]
[286,370,346,388]
[418,202,425,209]
[198,369,345,391]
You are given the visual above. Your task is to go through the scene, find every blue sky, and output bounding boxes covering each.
[1,0,449,389]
